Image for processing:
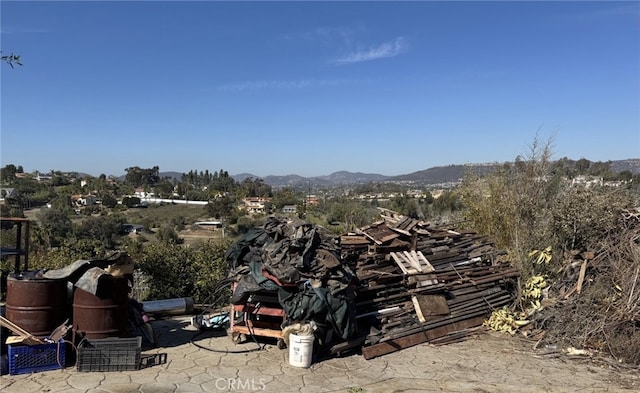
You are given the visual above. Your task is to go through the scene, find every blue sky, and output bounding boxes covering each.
[1,1,639,178]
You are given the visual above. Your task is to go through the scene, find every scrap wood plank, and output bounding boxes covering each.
[428,326,484,346]
[412,294,450,322]
[413,250,435,272]
[361,222,399,245]
[404,251,424,272]
[413,227,431,236]
[329,336,367,355]
[362,315,486,360]
[381,305,493,342]
[407,273,439,288]
[576,259,588,294]
[0,316,45,345]
[563,259,589,299]
[340,235,371,246]
[389,217,418,236]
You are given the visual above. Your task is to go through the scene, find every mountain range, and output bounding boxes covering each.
[157,158,640,188]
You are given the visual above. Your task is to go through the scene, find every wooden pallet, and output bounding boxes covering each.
[390,251,435,275]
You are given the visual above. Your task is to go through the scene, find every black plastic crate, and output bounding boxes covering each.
[8,339,65,375]
[77,337,141,372]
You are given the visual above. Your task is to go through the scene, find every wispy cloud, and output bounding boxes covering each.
[289,24,408,66]
[216,78,361,92]
[333,37,409,65]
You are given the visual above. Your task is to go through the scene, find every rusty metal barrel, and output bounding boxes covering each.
[72,275,129,340]
[5,273,69,337]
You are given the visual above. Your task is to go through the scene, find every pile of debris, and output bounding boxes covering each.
[340,209,519,359]
[226,217,357,347]
[225,211,520,359]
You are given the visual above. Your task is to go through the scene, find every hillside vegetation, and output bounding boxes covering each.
[460,140,640,365]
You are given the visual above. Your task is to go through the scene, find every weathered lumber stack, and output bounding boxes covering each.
[339,210,520,359]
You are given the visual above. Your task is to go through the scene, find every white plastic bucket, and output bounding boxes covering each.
[288,333,314,368]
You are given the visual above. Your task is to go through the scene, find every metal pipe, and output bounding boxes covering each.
[142,297,194,316]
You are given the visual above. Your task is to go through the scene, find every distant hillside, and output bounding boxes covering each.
[159,171,183,181]
[610,158,640,174]
[232,173,260,182]
[263,174,318,187]
[388,164,498,184]
[316,171,389,184]
[229,171,389,188]
[146,158,639,188]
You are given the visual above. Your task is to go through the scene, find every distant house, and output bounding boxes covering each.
[240,197,272,214]
[134,187,154,199]
[35,174,52,182]
[121,224,144,234]
[194,221,223,230]
[305,195,319,206]
[71,194,97,206]
[282,205,297,214]
[79,195,97,206]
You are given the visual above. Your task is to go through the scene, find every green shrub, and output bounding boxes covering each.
[127,240,230,303]
[156,225,182,244]
[460,138,562,277]
[550,187,631,252]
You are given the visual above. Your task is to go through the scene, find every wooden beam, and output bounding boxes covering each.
[362,315,486,360]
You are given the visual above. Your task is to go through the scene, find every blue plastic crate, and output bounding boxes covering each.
[8,339,65,375]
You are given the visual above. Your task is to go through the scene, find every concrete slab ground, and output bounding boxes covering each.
[1,316,638,393]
